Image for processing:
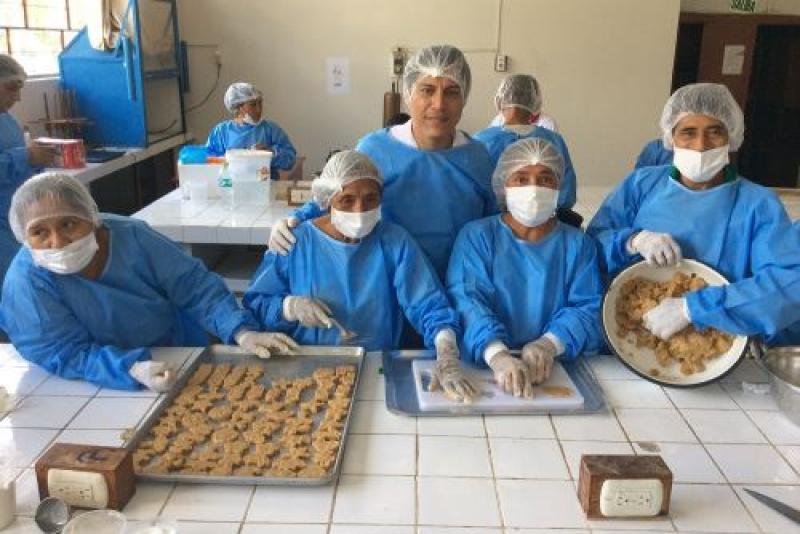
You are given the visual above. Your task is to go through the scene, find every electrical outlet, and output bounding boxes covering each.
[47,469,109,509]
[494,54,507,72]
[214,49,222,67]
[599,478,662,517]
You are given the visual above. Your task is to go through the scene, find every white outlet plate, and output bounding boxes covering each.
[599,478,663,517]
[47,469,109,509]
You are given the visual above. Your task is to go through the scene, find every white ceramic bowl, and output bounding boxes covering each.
[601,259,749,387]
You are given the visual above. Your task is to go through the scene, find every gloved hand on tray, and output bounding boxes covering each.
[428,329,480,404]
[283,295,334,328]
[521,335,559,384]
[488,351,533,399]
[129,361,177,392]
[235,330,300,358]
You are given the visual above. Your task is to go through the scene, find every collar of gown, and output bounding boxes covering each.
[390,119,469,149]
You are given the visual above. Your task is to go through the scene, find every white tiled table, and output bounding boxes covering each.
[3,344,800,533]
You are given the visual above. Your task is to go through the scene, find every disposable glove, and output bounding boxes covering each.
[129,361,176,392]
[283,295,333,328]
[629,231,682,267]
[268,216,299,255]
[428,332,479,403]
[488,351,533,399]
[643,297,690,340]
[235,330,299,359]
[521,336,558,384]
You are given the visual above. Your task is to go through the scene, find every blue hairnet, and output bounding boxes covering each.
[492,138,564,209]
[494,74,542,115]
[223,82,263,113]
[10,173,100,242]
[403,45,471,101]
[660,83,745,151]
[312,150,383,210]
[0,54,26,84]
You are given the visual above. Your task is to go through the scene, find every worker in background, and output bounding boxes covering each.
[487,73,559,133]
[245,151,477,402]
[448,138,603,398]
[1,173,298,391]
[474,74,578,217]
[269,44,497,283]
[206,82,297,179]
[634,138,673,168]
[0,54,56,281]
[587,83,800,345]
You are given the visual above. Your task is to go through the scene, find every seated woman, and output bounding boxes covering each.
[447,138,603,398]
[1,173,296,391]
[206,82,297,179]
[244,150,476,402]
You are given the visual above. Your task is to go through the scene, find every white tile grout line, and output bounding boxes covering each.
[484,414,507,531]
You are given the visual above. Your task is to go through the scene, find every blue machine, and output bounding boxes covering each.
[58,0,186,148]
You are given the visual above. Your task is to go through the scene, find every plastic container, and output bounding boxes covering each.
[62,509,126,534]
[226,149,272,208]
[177,163,223,201]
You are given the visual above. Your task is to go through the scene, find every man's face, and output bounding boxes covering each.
[672,114,729,152]
[407,75,465,144]
[0,79,23,113]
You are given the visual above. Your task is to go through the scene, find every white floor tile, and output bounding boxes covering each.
[0,517,41,533]
[682,409,766,443]
[559,440,634,480]
[355,352,385,401]
[342,434,415,476]
[330,526,413,534]
[332,475,414,525]
[552,412,626,441]
[587,355,639,380]
[246,484,333,523]
[241,525,327,534]
[496,479,586,529]
[55,428,126,447]
[665,383,738,409]
[599,379,672,409]
[633,441,725,483]
[349,401,416,434]
[722,381,778,410]
[777,445,800,474]
[484,415,554,439]
[0,428,58,467]
[721,359,769,384]
[706,444,800,483]
[95,386,159,398]
[121,482,174,519]
[0,396,88,428]
[586,515,675,531]
[418,477,500,527]
[0,366,50,396]
[735,484,800,534]
[418,436,491,477]
[31,375,100,396]
[12,469,38,517]
[162,483,253,521]
[144,522,239,534]
[418,528,502,534]
[67,397,156,429]
[669,483,758,532]
[489,438,569,479]
[748,410,800,445]
[615,409,696,443]
[417,417,485,436]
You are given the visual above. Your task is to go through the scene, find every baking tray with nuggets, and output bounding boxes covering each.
[127,344,364,485]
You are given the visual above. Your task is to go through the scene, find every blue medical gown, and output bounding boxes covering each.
[447,215,604,365]
[0,113,35,279]
[634,139,673,168]
[473,125,577,210]
[206,119,297,176]
[244,219,460,350]
[1,215,259,389]
[294,129,498,279]
[586,166,800,344]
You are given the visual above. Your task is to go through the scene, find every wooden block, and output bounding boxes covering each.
[578,454,672,519]
[35,443,135,511]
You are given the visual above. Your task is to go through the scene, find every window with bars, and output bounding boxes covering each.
[1,0,91,76]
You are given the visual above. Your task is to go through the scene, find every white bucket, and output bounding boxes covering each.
[177,163,223,200]
[226,149,272,208]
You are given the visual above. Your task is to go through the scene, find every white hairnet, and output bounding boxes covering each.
[0,54,26,84]
[492,138,564,209]
[312,150,383,210]
[223,82,262,113]
[660,83,744,151]
[494,74,542,115]
[403,45,471,101]
[10,173,100,243]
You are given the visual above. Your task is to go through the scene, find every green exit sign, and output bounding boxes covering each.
[730,0,758,12]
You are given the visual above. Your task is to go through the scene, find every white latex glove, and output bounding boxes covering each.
[488,351,533,399]
[268,216,299,255]
[629,230,682,267]
[643,297,690,340]
[428,331,479,404]
[521,336,558,384]
[235,330,299,359]
[129,361,176,393]
[283,295,333,328]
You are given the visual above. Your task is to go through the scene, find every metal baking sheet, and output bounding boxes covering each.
[383,350,607,416]
[127,344,365,485]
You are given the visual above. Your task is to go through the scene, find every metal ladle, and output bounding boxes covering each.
[34,496,71,533]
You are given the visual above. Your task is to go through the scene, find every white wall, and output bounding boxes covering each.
[177,0,681,187]
[8,77,60,138]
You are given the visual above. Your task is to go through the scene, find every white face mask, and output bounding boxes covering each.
[331,207,381,239]
[242,113,261,126]
[29,231,99,274]
[505,185,558,227]
[672,145,729,184]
